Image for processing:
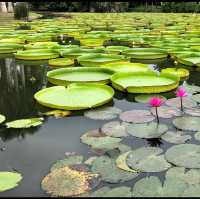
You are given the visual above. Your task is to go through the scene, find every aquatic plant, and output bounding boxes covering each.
[149,97,163,123]
[175,87,187,111]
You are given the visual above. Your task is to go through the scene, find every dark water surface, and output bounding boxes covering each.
[0,55,199,196]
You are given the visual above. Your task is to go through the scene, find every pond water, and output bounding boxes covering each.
[0,55,199,196]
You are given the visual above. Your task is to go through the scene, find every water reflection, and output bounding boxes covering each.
[0,56,48,141]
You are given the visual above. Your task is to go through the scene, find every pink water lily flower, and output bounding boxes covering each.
[149,97,163,123]
[175,87,187,111]
[149,97,163,107]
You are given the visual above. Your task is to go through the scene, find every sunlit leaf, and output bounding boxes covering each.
[0,114,6,124]
[135,94,166,103]
[42,110,72,118]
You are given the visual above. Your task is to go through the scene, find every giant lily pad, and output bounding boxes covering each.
[126,122,168,138]
[24,42,60,50]
[34,83,114,110]
[122,48,167,59]
[161,68,189,79]
[127,147,171,172]
[0,43,24,54]
[177,53,200,66]
[101,61,150,73]
[91,156,138,183]
[161,131,191,144]
[166,97,197,109]
[101,121,128,137]
[41,166,100,197]
[80,129,122,150]
[173,116,200,131]
[77,53,128,67]
[15,49,59,60]
[0,114,6,124]
[48,58,74,67]
[6,117,44,128]
[0,172,22,192]
[84,106,122,120]
[120,110,155,123]
[151,106,181,119]
[47,67,114,86]
[135,94,167,103]
[165,144,200,168]
[105,46,130,54]
[111,71,180,93]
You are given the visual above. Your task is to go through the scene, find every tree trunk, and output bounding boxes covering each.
[7,2,14,13]
[0,2,8,13]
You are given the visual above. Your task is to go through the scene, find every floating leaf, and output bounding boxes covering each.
[91,156,138,183]
[42,110,72,118]
[0,114,6,124]
[184,108,200,116]
[116,151,137,173]
[165,97,197,109]
[84,157,98,166]
[50,155,84,171]
[135,94,166,103]
[151,106,181,119]
[161,131,191,144]
[119,110,155,123]
[126,147,171,172]
[84,107,122,120]
[6,117,44,128]
[80,129,122,150]
[126,122,168,138]
[192,94,200,103]
[101,121,128,137]
[41,166,100,197]
[0,172,22,192]
[194,132,200,141]
[173,116,200,131]
[182,82,200,94]
[165,144,200,168]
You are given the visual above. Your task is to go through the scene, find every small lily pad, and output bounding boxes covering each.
[151,106,181,119]
[194,132,200,141]
[173,116,200,131]
[165,97,197,108]
[126,122,168,139]
[119,110,155,123]
[127,147,171,172]
[6,117,44,128]
[0,172,22,192]
[184,108,200,116]
[41,166,100,197]
[182,82,200,94]
[101,121,128,137]
[192,94,200,103]
[91,156,139,183]
[42,110,72,118]
[135,94,166,103]
[84,107,122,120]
[165,144,200,168]
[161,131,192,144]
[80,129,122,150]
[116,151,137,173]
[50,155,84,171]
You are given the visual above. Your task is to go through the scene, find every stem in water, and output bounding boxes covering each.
[155,107,159,123]
[180,97,183,112]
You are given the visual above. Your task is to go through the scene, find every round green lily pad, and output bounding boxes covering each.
[120,110,155,123]
[6,117,44,128]
[0,172,22,192]
[41,166,100,197]
[111,71,179,93]
[126,122,168,139]
[34,83,114,110]
[177,53,200,66]
[50,155,84,171]
[127,147,171,172]
[91,156,139,183]
[47,67,114,86]
[101,121,128,137]
[151,106,181,119]
[161,68,189,78]
[80,129,122,150]
[0,43,24,54]
[165,144,200,168]
[0,114,6,124]
[173,116,200,131]
[84,106,122,120]
[48,58,74,67]
[135,94,167,103]
[161,131,191,144]
[166,97,197,109]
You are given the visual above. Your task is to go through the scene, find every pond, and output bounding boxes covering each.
[0,54,199,196]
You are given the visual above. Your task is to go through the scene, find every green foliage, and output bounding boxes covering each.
[14,2,29,20]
